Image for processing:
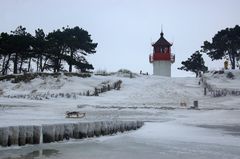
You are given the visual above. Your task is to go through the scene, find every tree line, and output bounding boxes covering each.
[179,25,240,77]
[0,26,97,75]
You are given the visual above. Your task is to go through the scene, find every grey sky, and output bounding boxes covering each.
[1,0,239,76]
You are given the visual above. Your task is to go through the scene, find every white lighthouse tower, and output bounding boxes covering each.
[149,31,175,76]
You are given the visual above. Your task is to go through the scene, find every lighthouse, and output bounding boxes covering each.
[149,31,175,76]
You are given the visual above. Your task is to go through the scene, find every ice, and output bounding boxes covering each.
[8,126,19,146]
[25,126,33,144]
[0,127,9,147]
[1,122,240,159]
[42,124,55,143]
[33,126,41,144]
[73,123,80,139]
[94,121,102,137]
[78,122,88,138]
[100,121,109,135]
[87,122,95,137]
[18,126,26,146]
[0,121,142,146]
[63,123,73,139]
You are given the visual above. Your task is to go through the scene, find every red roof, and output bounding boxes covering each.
[152,32,172,47]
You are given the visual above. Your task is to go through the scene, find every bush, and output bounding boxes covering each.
[0,72,91,83]
[213,70,224,75]
[64,72,91,78]
[117,69,136,78]
[95,70,112,76]
[0,89,3,96]
[117,69,132,74]
[226,72,234,79]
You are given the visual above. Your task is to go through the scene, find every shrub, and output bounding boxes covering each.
[226,72,234,79]
[213,70,224,75]
[0,89,3,96]
[117,69,132,74]
[95,69,112,76]
[64,72,91,78]
[117,69,136,78]
[0,72,91,83]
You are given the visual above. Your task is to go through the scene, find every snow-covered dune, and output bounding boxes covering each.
[0,71,240,127]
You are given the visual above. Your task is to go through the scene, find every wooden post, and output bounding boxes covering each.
[193,100,198,109]
[130,73,133,78]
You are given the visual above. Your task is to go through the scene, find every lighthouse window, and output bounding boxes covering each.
[160,48,164,53]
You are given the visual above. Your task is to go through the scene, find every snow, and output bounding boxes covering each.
[0,72,239,126]
[133,122,240,146]
[203,70,240,89]
[0,70,240,158]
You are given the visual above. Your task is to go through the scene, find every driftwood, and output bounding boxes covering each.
[65,111,86,118]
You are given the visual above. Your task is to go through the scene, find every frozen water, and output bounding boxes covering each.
[1,122,240,159]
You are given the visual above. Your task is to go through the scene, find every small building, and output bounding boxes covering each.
[149,31,175,76]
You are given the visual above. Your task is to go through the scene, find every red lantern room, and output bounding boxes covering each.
[149,32,175,63]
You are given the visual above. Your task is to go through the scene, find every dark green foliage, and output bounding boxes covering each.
[213,70,224,74]
[178,51,208,77]
[0,74,16,81]
[12,74,37,83]
[45,26,97,73]
[0,26,34,75]
[226,72,234,79]
[10,26,34,74]
[64,72,91,78]
[118,69,132,74]
[0,72,91,83]
[33,28,47,72]
[95,70,112,76]
[202,25,240,69]
[0,26,97,75]
[63,26,97,72]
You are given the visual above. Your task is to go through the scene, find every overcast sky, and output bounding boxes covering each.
[1,0,239,76]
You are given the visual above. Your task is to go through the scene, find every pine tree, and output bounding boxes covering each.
[202,25,240,69]
[63,26,97,72]
[0,26,98,74]
[33,28,47,72]
[178,51,208,77]
[0,32,12,75]
[10,26,33,74]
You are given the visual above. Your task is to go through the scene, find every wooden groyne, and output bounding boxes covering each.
[0,121,143,147]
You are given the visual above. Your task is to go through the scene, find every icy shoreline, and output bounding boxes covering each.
[0,121,143,147]
[1,122,240,159]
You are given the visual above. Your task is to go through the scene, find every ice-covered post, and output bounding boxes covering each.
[25,126,34,144]
[33,126,41,144]
[8,126,19,146]
[204,87,207,96]
[42,125,55,143]
[19,126,27,146]
[0,127,9,146]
